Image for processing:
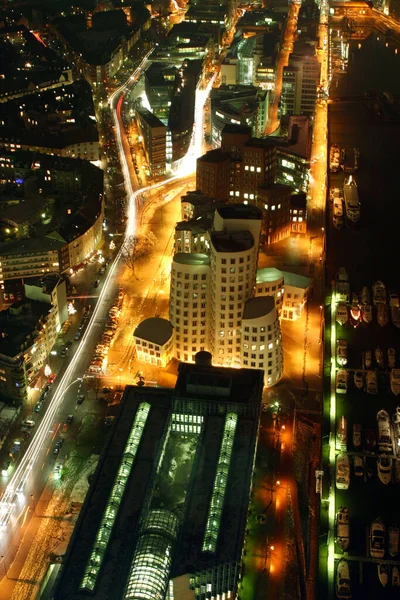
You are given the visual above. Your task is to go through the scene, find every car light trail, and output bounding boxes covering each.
[0,50,214,533]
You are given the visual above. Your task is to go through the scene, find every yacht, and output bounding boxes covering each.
[361,286,370,305]
[362,304,372,324]
[349,293,360,326]
[343,176,361,223]
[392,306,400,328]
[375,347,384,368]
[390,369,400,396]
[336,303,348,326]
[388,348,396,369]
[372,280,387,305]
[329,144,341,172]
[377,303,389,327]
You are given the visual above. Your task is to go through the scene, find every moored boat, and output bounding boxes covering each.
[378,563,389,587]
[377,304,389,327]
[361,286,370,305]
[372,280,387,305]
[390,369,400,396]
[389,524,399,557]
[388,348,396,369]
[362,305,372,324]
[350,293,361,326]
[336,303,348,326]
[392,306,400,328]
[393,566,400,586]
[375,347,384,368]
[365,350,372,369]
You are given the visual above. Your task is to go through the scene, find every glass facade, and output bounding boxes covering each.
[202,412,238,553]
[124,509,180,600]
[171,412,204,434]
[80,402,151,592]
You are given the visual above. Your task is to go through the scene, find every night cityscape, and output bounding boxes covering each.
[0,0,399,598]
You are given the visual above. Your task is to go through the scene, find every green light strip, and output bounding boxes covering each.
[328,290,337,592]
[80,402,151,592]
[202,412,238,554]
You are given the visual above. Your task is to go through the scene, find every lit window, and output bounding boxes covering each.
[299,217,303,222]
[256,167,261,172]
[245,165,249,171]
[268,343,273,350]
[230,190,234,196]
[235,191,240,197]
[271,205,276,211]
[250,194,254,200]
[264,204,268,210]
[278,204,281,209]
[250,166,255,172]
[244,193,249,199]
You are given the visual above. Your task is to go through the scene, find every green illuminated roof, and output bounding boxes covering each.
[202,412,238,554]
[79,402,151,592]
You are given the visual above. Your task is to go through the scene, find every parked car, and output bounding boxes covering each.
[22,420,35,428]
[93,280,100,288]
[336,507,350,551]
[34,402,43,413]
[74,331,81,341]
[76,395,85,405]
[370,518,385,558]
[66,414,74,424]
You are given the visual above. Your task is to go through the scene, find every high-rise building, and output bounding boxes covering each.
[280,43,321,117]
[135,107,166,176]
[167,203,284,386]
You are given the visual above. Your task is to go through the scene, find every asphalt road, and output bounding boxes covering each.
[322,22,400,600]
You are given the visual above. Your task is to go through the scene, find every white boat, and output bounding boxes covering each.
[388,524,399,557]
[375,347,384,368]
[377,303,389,327]
[333,213,344,230]
[329,144,341,172]
[390,369,400,396]
[372,280,387,305]
[365,350,372,369]
[377,409,393,453]
[336,303,348,326]
[336,453,350,489]
[362,305,372,324]
[377,455,392,485]
[388,348,396,369]
[336,559,351,599]
[333,197,344,229]
[392,566,400,586]
[336,268,350,303]
[354,370,364,389]
[336,507,350,551]
[370,518,386,558]
[392,306,400,328]
[343,176,361,223]
[361,286,370,305]
[378,563,389,587]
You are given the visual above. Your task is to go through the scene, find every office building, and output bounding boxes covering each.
[196,124,276,203]
[280,43,321,117]
[275,114,312,193]
[210,85,269,146]
[290,192,307,234]
[51,358,264,600]
[135,107,166,177]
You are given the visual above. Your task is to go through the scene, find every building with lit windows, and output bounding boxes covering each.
[255,267,311,321]
[290,192,307,234]
[135,107,166,177]
[169,253,211,363]
[196,124,276,203]
[241,296,283,387]
[50,358,263,600]
[280,43,321,118]
[133,317,173,368]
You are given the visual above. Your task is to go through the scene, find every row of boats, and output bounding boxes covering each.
[336,557,399,599]
[335,275,400,328]
[329,145,360,174]
[331,176,361,229]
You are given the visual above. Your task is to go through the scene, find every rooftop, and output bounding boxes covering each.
[216,204,262,221]
[135,107,166,129]
[173,252,211,266]
[243,295,275,320]
[256,267,311,289]
[52,362,263,600]
[133,317,173,346]
[211,230,254,253]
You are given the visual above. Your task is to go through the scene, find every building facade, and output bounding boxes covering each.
[135,107,166,177]
[281,51,321,117]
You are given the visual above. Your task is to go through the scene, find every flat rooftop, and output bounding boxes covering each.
[256,267,310,289]
[216,204,262,221]
[173,252,210,267]
[52,363,263,600]
[211,230,254,253]
[243,295,275,320]
[133,317,173,346]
